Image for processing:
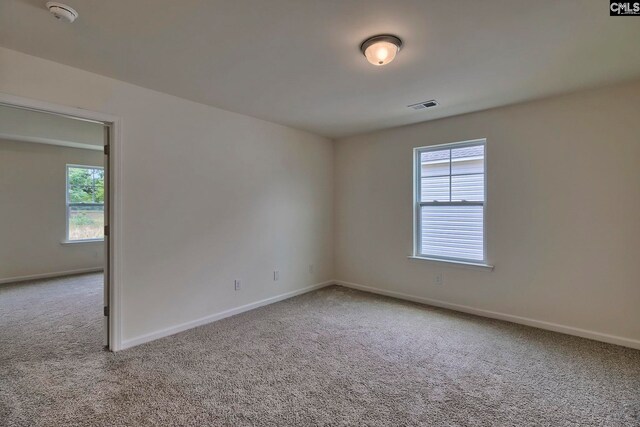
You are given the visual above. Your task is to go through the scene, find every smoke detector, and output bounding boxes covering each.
[46,2,78,23]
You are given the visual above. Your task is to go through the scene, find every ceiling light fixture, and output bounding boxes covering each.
[360,35,402,66]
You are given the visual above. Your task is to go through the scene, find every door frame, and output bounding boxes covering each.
[0,92,123,351]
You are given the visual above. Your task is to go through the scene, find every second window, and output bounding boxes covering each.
[66,165,105,241]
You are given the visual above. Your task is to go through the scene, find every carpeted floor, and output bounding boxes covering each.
[1,274,639,426]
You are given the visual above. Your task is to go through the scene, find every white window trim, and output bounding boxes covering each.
[413,138,493,269]
[61,239,104,245]
[407,255,493,270]
[65,164,105,243]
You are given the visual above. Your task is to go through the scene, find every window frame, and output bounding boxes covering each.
[65,164,105,243]
[413,138,488,266]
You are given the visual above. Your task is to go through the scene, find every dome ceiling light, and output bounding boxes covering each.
[360,35,403,66]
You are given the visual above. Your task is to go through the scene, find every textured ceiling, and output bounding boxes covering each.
[1,0,639,138]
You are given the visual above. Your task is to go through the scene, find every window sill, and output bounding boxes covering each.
[408,256,494,270]
[61,239,104,245]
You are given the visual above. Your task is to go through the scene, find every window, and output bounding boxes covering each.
[414,139,486,264]
[66,165,104,241]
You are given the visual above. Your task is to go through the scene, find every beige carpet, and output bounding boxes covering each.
[1,273,639,426]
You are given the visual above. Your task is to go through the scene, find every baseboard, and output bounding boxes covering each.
[0,267,104,285]
[120,280,335,350]
[336,280,640,350]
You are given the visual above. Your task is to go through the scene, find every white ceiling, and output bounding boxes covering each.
[1,0,639,138]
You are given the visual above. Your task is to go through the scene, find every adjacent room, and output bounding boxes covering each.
[1,1,639,426]
[0,104,108,351]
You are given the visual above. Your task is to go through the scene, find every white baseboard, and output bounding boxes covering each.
[336,280,640,350]
[0,267,104,285]
[121,280,335,350]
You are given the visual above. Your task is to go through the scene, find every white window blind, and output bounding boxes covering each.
[415,140,486,263]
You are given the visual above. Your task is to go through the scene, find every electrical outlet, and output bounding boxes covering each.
[234,279,241,291]
[434,273,444,285]
[273,270,279,281]
[308,264,314,274]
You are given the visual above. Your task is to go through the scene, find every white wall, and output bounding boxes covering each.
[0,104,104,150]
[0,47,334,346]
[0,139,104,282]
[335,79,640,346]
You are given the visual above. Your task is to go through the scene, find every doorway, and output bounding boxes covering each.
[0,95,120,351]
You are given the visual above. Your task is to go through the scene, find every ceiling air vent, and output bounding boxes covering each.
[408,100,438,111]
